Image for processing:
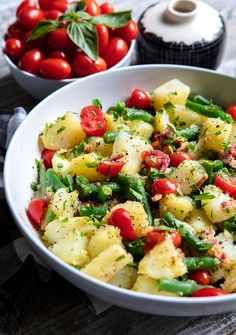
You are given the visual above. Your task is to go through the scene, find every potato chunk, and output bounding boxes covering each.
[169,160,207,195]
[132,275,177,296]
[87,137,113,157]
[201,118,232,152]
[81,244,132,282]
[138,239,187,279]
[222,263,236,293]
[112,131,152,175]
[152,79,190,111]
[49,188,78,218]
[159,194,193,221]
[102,201,149,238]
[154,109,170,135]
[69,152,103,182]
[127,120,154,138]
[109,265,137,289]
[87,225,122,259]
[52,152,71,175]
[168,104,206,127]
[40,112,86,150]
[185,208,213,235]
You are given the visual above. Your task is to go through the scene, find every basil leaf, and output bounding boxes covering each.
[194,193,215,200]
[67,21,98,61]
[77,11,92,20]
[90,11,132,28]
[28,20,60,40]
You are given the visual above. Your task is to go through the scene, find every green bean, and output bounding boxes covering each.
[212,160,224,171]
[79,203,109,218]
[184,257,219,271]
[103,182,122,194]
[76,175,89,185]
[223,219,236,232]
[186,100,232,124]
[190,95,210,106]
[200,160,213,184]
[63,175,74,191]
[46,169,66,192]
[156,279,204,296]
[176,125,201,140]
[115,173,153,225]
[39,163,47,197]
[162,213,212,251]
[123,108,154,124]
[103,131,119,144]
[97,186,112,203]
[125,239,145,262]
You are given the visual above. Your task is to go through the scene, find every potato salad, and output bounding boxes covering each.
[27,79,236,298]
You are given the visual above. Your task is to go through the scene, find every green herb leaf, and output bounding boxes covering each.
[164,102,175,113]
[194,193,215,201]
[115,255,126,262]
[67,20,98,61]
[90,11,132,28]
[28,20,60,41]
[45,209,57,223]
[77,11,92,20]
[92,99,102,109]
[129,188,143,202]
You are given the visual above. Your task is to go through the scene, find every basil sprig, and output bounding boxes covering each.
[28,2,132,61]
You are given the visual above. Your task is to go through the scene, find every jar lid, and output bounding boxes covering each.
[140,0,224,46]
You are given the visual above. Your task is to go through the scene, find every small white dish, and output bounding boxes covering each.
[3,40,135,100]
[4,65,236,316]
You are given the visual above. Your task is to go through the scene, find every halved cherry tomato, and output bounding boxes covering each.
[45,9,63,20]
[97,161,124,177]
[17,7,44,30]
[142,150,170,171]
[96,24,109,55]
[19,49,44,75]
[41,149,56,169]
[80,105,107,136]
[72,53,107,77]
[192,287,228,297]
[40,58,71,79]
[27,198,46,228]
[144,230,182,253]
[214,173,236,198]
[103,37,128,68]
[151,178,177,196]
[108,208,136,240]
[126,89,151,109]
[189,270,211,286]
[17,0,37,15]
[48,28,73,50]
[100,2,114,14]
[226,105,236,121]
[8,22,26,39]
[85,0,101,16]
[170,152,192,167]
[48,51,67,60]
[116,20,138,42]
[5,38,24,58]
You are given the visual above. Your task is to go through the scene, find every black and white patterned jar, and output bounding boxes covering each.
[136,0,226,69]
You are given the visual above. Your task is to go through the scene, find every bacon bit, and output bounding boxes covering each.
[162,145,174,156]
[110,152,125,161]
[84,144,93,153]
[151,140,161,149]
[218,151,236,170]
[151,193,162,202]
[210,245,229,263]
[221,200,236,212]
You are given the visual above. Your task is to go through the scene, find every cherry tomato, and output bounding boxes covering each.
[170,152,192,167]
[103,37,128,68]
[49,0,68,12]
[40,58,71,79]
[126,89,151,109]
[97,161,124,177]
[48,28,73,50]
[48,51,67,60]
[142,150,170,171]
[38,0,51,10]
[8,21,26,39]
[96,24,109,55]
[41,149,56,169]
[100,2,114,14]
[189,270,211,286]
[19,49,44,75]
[18,8,44,30]
[214,174,236,198]
[85,0,101,16]
[108,208,136,240]
[226,105,236,121]
[23,30,46,49]
[116,20,138,42]
[45,9,63,20]
[27,198,46,228]
[80,105,107,136]
[144,230,182,253]
[151,178,177,196]
[5,38,24,58]
[192,287,228,297]
[17,0,37,15]
[72,53,107,77]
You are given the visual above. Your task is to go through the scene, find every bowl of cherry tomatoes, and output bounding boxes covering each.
[3,0,138,100]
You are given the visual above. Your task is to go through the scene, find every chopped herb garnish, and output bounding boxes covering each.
[45,209,56,223]
[115,255,126,262]
[57,126,66,134]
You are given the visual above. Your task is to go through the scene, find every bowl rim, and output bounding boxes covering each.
[3,39,135,83]
[4,64,236,308]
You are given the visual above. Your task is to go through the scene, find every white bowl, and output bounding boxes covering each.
[4,65,236,316]
[3,40,135,100]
